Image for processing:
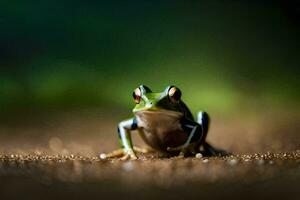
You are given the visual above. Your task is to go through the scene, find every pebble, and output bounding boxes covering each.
[99,153,107,159]
[202,159,209,163]
[195,153,203,159]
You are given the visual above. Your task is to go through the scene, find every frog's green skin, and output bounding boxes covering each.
[101,85,226,160]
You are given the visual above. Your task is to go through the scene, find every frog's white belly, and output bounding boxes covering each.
[135,110,187,150]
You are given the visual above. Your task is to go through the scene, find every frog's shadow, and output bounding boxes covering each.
[151,147,231,159]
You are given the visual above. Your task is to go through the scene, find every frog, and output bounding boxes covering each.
[100,85,228,160]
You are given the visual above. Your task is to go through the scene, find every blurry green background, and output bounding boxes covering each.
[1,0,299,115]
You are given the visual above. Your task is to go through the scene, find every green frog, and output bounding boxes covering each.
[100,85,227,160]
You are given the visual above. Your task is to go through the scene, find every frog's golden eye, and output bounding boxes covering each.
[133,88,141,104]
[168,86,181,103]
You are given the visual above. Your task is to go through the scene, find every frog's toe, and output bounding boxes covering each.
[174,154,185,159]
[130,154,138,160]
[171,147,189,159]
[120,153,138,161]
[99,148,124,159]
[120,154,130,161]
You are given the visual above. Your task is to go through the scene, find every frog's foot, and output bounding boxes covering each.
[99,149,124,159]
[202,142,231,157]
[133,146,153,154]
[100,148,140,160]
[174,148,188,159]
[120,149,138,161]
[120,146,153,160]
[167,145,195,158]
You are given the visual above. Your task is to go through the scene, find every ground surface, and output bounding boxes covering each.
[0,108,299,200]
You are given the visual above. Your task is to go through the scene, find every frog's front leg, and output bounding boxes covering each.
[118,118,138,160]
[100,118,138,160]
[167,119,203,157]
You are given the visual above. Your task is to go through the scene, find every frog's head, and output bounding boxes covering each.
[132,85,182,113]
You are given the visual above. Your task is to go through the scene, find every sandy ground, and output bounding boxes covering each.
[0,108,299,200]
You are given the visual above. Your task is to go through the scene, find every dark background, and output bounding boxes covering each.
[0,0,299,115]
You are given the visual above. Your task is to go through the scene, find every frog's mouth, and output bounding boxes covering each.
[134,109,183,118]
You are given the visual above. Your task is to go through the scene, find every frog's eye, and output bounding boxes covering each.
[168,86,181,103]
[133,88,141,104]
